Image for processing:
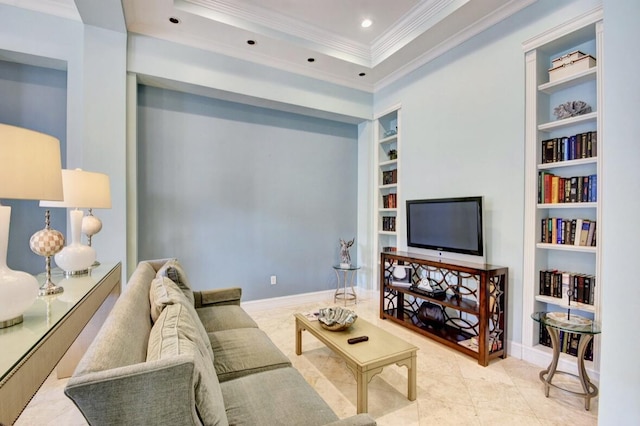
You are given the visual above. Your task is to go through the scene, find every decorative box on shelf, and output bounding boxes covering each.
[548,50,596,82]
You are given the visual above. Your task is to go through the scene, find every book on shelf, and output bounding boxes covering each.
[382,216,396,232]
[382,193,397,209]
[540,131,597,164]
[382,169,398,185]
[539,326,594,361]
[541,218,596,246]
[538,173,597,204]
[458,333,502,353]
[382,246,397,252]
[538,269,595,305]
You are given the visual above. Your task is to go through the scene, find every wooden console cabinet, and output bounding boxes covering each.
[379,252,508,366]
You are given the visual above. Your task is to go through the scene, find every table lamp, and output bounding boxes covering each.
[29,209,65,295]
[81,173,111,266]
[0,123,63,328]
[40,169,108,277]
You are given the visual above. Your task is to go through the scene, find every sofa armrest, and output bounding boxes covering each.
[325,414,377,426]
[194,287,242,308]
[65,356,202,426]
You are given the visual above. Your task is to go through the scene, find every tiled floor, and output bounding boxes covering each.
[16,291,598,425]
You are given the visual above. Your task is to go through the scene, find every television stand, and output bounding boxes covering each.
[379,251,508,366]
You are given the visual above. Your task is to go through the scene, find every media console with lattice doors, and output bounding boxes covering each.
[379,251,508,366]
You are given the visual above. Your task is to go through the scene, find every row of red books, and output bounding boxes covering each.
[382,193,397,209]
[538,172,596,204]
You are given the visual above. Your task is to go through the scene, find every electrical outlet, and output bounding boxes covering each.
[270,275,277,285]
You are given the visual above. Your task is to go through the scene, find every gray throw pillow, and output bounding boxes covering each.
[156,259,195,306]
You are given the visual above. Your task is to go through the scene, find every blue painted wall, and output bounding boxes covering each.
[136,86,358,300]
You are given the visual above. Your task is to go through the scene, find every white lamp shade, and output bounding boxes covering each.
[0,123,63,201]
[0,123,64,326]
[40,169,111,209]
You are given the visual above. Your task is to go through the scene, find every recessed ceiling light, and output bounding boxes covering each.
[169,17,180,24]
[361,19,372,28]
[247,40,256,45]
[307,58,315,63]
[359,72,366,77]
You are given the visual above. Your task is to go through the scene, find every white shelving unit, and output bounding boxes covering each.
[522,9,603,376]
[372,107,401,286]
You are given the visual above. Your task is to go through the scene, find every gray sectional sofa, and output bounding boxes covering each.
[65,258,376,426]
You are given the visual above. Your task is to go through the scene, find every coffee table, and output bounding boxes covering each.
[295,313,417,414]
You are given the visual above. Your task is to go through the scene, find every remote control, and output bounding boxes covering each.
[347,336,369,344]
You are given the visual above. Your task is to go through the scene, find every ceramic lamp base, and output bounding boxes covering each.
[1,205,39,328]
[54,244,96,277]
[0,315,23,329]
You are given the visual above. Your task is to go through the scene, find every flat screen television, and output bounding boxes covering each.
[406,196,484,257]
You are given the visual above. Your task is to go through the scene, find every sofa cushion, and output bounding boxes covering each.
[197,305,258,332]
[150,276,214,362]
[147,303,229,426]
[208,328,291,382]
[156,258,195,306]
[221,367,339,426]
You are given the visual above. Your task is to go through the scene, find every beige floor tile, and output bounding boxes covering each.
[16,291,600,425]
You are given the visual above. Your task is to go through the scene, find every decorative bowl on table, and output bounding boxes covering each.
[318,307,357,331]
[547,311,592,327]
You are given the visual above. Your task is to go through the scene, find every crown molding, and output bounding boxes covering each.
[371,0,468,66]
[375,0,537,91]
[128,25,375,93]
[176,0,371,66]
[0,0,81,21]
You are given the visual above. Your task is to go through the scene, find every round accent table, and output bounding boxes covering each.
[531,311,601,410]
[332,264,360,306]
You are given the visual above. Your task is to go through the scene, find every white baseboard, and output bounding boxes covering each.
[521,345,600,382]
[241,287,379,313]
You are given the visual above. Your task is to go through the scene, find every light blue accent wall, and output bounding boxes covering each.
[0,60,67,274]
[136,85,358,300]
[599,0,640,423]
[372,0,601,345]
[0,5,128,275]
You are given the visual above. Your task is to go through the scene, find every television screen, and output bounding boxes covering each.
[406,196,484,256]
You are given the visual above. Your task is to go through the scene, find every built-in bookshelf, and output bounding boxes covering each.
[374,107,400,254]
[522,9,603,375]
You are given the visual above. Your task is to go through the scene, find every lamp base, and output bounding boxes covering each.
[0,315,23,329]
[63,268,90,278]
[38,279,64,296]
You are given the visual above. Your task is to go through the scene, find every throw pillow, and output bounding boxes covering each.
[147,304,229,426]
[149,276,214,362]
[156,259,195,306]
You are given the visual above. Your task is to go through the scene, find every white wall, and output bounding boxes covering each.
[599,0,640,423]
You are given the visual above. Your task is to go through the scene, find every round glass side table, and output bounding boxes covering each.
[531,311,601,410]
[332,265,360,306]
